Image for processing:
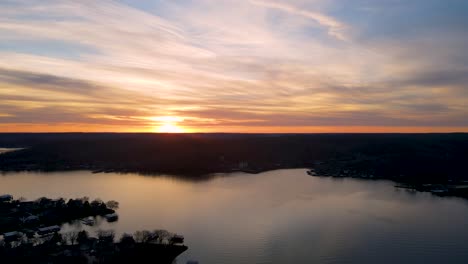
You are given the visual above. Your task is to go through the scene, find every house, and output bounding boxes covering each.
[0,194,13,202]
[37,225,60,235]
[81,218,95,226]
[21,215,40,224]
[2,231,21,242]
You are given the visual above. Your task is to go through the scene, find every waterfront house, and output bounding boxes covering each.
[3,231,21,242]
[37,225,60,235]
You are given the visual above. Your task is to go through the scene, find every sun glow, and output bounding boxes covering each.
[157,123,185,133]
[151,116,186,133]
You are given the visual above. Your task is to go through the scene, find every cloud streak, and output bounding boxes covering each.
[0,0,467,132]
[250,0,348,40]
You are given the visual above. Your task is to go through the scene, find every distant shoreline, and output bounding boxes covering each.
[0,133,466,183]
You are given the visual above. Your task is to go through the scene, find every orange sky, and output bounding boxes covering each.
[1,123,467,134]
[1,1,467,133]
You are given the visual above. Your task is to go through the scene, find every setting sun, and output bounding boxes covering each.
[150,116,186,133]
[157,123,185,133]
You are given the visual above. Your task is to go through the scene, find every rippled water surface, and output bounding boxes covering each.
[1,169,468,264]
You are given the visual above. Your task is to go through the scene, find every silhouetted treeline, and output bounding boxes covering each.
[1,228,187,264]
[0,133,467,183]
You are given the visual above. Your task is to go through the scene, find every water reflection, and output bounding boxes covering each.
[0,148,23,155]
[1,169,468,264]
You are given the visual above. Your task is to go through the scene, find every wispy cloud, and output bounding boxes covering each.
[250,0,348,40]
[0,0,467,132]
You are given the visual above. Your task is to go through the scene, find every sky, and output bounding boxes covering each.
[0,0,467,133]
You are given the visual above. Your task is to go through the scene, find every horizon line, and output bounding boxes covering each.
[1,132,467,135]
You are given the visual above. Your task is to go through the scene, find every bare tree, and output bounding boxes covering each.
[106,200,119,210]
[97,230,115,243]
[30,235,44,246]
[152,229,171,244]
[63,231,80,245]
[133,230,152,243]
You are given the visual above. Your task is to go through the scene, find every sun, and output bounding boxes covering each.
[157,123,185,133]
[148,116,187,133]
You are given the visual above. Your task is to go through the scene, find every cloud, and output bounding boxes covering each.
[250,0,348,40]
[0,0,466,132]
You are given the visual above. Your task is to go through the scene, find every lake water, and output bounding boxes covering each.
[1,169,468,264]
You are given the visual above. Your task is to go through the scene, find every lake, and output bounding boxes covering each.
[1,169,468,264]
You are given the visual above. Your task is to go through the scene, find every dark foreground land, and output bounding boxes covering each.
[2,242,187,264]
[0,133,467,184]
[1,228,187,264]
[0,196,187,264]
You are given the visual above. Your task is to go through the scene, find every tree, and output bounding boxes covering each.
[91,199,106,210]
[30,236,43,246]
[153,229,171,244]
[63,231,79,245]
[49,232,63,245]
[91,199,103,207]
[77,230,90,245]
[55,198,66,208]
[66,198,75,208]
[97,230,115,244]
[119,233,135,247]
[106,200,119,210]
[133,230,152,243]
